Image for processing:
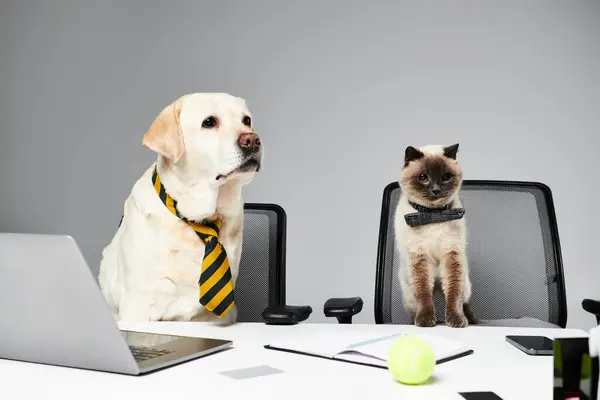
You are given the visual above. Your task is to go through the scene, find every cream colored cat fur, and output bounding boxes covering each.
[394,144,474,328]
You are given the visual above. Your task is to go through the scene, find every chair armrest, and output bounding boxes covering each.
[582,299,600,324]
[262,304,313,325]
[323,297,363,324]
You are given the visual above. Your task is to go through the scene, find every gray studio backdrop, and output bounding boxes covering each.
[1,1,598,329]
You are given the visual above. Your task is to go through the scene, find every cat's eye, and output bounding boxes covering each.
[242,115,252,127]
[442,172,454,182]
[417,173,428,182]
[202,116,218,129]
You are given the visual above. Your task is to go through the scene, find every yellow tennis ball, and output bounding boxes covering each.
[387,335,436,385]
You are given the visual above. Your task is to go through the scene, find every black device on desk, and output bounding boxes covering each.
[506,335,554,355]
[553,337,598,400]
[459,392,504,400]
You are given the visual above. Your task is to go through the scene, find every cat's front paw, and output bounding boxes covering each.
[445,312,468,328]
[414,308,436,327]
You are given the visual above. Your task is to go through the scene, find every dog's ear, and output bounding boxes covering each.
[443,143,459,160]
[404,146,424,166]
[142,100,185,163]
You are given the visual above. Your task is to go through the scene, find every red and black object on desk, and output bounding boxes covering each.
[553,337,598,400]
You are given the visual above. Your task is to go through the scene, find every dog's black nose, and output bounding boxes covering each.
[238,132,261,151]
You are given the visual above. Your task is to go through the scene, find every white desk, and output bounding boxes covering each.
[0,322,588,400]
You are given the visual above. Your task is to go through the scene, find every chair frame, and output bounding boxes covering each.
[243,203,287,306]
[245,203,313,324]
[373,180,568,327]
[582,299,600,325]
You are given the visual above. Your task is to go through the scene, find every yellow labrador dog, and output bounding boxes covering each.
[98,93,263,324]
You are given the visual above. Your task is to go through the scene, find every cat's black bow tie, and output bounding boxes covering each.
[404,201,465,227]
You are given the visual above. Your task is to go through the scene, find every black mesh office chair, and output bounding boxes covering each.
[324,181,568,328]
[238,203,312,324]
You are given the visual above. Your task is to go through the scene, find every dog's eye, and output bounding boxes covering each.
[202,116,218,129]
[242,116,251,127]
[417,173,428,182]
[442,172,453,182]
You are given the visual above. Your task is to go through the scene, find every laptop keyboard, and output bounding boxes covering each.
[129,346,173,362]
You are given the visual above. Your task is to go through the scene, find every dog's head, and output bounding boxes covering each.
[142,93,263,183]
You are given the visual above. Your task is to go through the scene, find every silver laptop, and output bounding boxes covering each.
[0,232,233,375]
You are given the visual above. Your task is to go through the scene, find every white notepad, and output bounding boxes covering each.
[265,332,473,368]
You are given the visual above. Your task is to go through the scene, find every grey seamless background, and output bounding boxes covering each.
[1,1,598,329]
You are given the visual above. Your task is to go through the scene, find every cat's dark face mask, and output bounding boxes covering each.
[413,162,459,203]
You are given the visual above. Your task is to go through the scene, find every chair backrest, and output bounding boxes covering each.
[235,203,286,322]
[375,180,567,327]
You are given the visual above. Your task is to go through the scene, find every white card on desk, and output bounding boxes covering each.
[265,332,473,368]
[220,365,284,380]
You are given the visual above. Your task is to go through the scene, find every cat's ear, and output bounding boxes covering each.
[443,143,459,160]
[404,146,424,166]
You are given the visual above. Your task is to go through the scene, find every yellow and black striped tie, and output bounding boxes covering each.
[151,165,235,318]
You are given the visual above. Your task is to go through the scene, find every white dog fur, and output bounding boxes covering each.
[98,93,263,324]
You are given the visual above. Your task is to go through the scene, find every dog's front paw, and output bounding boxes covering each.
[445,311,468,328]
[414,308,436,327]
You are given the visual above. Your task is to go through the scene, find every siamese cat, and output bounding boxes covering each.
[394,143,476,328]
